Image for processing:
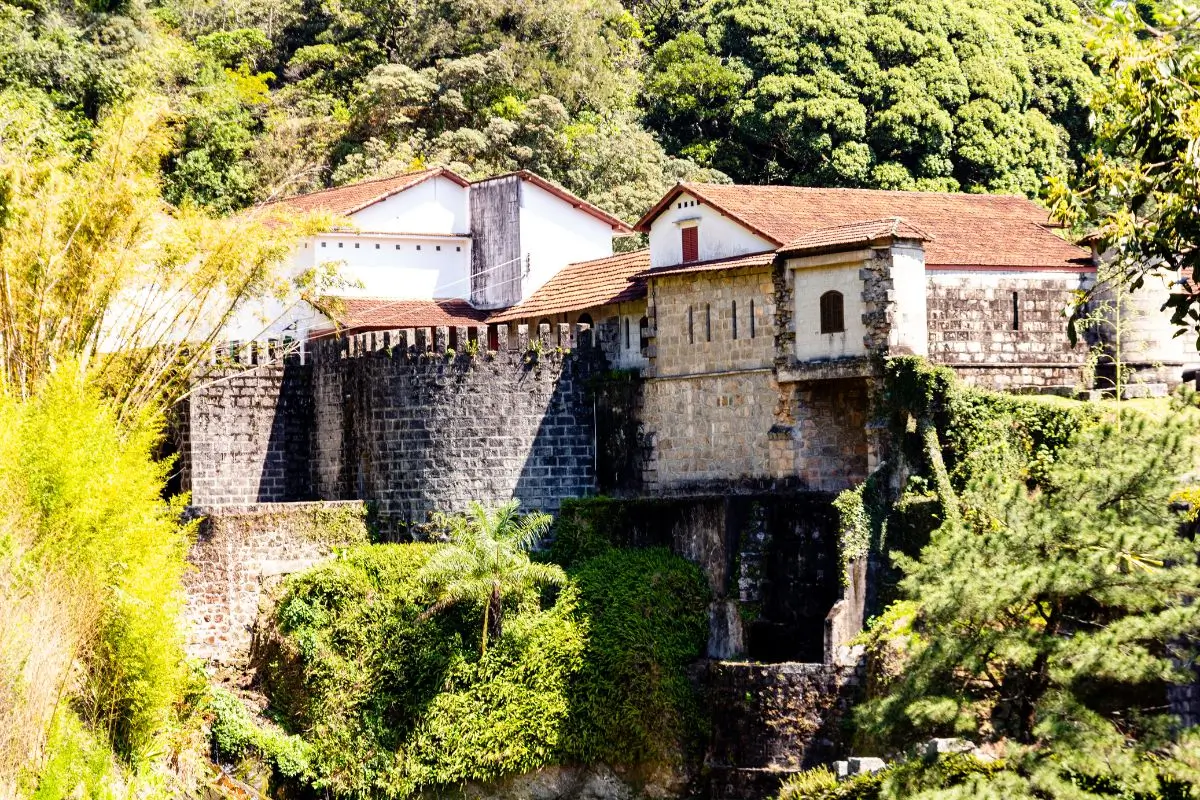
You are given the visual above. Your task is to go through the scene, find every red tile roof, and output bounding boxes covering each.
[313,297,490,333]
[258,168,469,218]
[778,217,934,257]
[636,184,1093,270]
[490,249,650,322]
[637,250,778,279]
[473,170,634,233]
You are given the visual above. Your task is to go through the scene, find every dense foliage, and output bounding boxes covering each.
[255,538,708,797]
[822,359,1200,798]
[1049,0,1200,347]
[0,371,196,794]
[0,0,1099,225]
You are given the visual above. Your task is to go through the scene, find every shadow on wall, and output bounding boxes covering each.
[259,359,317,503]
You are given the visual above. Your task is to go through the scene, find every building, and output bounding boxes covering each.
[224,168,631,341]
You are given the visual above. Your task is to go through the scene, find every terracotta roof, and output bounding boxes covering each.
[313,297,491,332]
[259,168,469,217]
[637,250,778,279]
[473,170,634,234]
[778,217,934,257]
[635,184,1093,270]
[490,249,650,322]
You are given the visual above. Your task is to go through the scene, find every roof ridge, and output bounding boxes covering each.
[259,168,438,207]
[678,182,1031,202]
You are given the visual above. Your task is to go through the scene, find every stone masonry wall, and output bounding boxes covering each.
[183,349,314,506]
[650,267,776,377]
[312,324,604,529]
[927,271,1092,391]
[641,371,780,489]
[183,501,370,664]
[790,378,871,492]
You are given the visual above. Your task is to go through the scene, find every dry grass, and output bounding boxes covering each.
[0,545,95,796]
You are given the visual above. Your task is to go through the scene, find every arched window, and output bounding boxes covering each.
[639,316,650,354]
[577,313,593,327]
[819,291,845,334]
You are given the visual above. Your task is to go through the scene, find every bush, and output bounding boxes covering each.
[0,370,193,782]
[561,547,710,765]
[208,686,312,781]
[256,540,711,795]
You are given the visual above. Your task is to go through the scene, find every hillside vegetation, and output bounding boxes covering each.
[1,0,1097,223]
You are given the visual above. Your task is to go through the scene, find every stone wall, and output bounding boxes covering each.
[641,371,780,489]
[790,378,871,492]
[927,271,1092,390]
[311,324,604,529]
[705,662,859,799]
[649,267,776,377]
[181,348,314,506]
[183,501,370,664]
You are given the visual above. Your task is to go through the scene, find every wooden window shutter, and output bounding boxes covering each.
[819,291,845,334]
[681,226,698,262]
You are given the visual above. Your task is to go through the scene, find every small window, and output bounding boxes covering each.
[338,242,343,248]
[321,241,326,248]
[624,318,631,349]
[819,291,845,334]
[639,316,650,354]
[395,244,401,250]
[731,300,738,340]
[456,246,461,252]
[375,243,380,249]
[436,245,442,251]
[705,303,712,342]
[750,299,756,338]
[417,245,422,251]
[354,242,360,249]
[682,226,698,263]
[1011,291,1020,331]
[688,306,694,344]
[578,313,593,327]
[303,243,308,249]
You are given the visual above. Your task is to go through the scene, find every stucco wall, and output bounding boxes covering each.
[788,256,870,362]
[519,180,614,297]
[648,193,775,269]
[351,175,469,234]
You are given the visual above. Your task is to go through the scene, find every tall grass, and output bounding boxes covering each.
[0,369,195,793]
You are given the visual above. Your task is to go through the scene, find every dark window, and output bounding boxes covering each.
[395,244,401,250]
[338,242,343,248]
[688,306,694,344]
[321,242,326,248]
[682,226,698,263]
[436,245,442,251]
[354,242,360,248]
[578,313,593,327]
[456,246,461,251]
[375,243,380,249]
[416,245,422,251]
[1011,291,1020,331]
[705,303,712,341]
[624,317,631,349]
[819,291,845,334]
[750,299,756,338]
[732,300,738,340]
[639,316,649,354]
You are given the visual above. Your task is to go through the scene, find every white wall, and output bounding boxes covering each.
[647,192,775,269]
[351,175,469,234]
[789,255,868,361]
[311,233,470,299]
[889,245,928,356]
[518,181,614,298]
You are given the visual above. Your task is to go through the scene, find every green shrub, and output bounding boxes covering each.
[209,686,312,781]
[561,547,710,765]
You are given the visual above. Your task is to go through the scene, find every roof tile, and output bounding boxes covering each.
[314,297,491,332]
[258,168,467,218]
[638,184,1093,270]
[491,250,650,322]
[779,217,933,256]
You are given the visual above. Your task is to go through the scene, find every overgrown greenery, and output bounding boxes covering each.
[0,370,198,794]
[818,359,1200,798]
[253,529,709,798]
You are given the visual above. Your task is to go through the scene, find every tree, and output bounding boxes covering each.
[0,94,330,417]
[1048,0,1200,349]
[643,0,1096,193]
[419,501,566,656]
[857,404,1200,795]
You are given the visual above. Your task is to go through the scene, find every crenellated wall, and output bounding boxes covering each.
[184,324,606,529]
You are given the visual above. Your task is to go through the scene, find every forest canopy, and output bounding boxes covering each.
[0,0,1098,222]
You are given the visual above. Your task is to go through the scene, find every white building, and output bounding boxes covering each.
[226,167,630,340]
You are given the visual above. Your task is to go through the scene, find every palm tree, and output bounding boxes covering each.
[418,501,566,656]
